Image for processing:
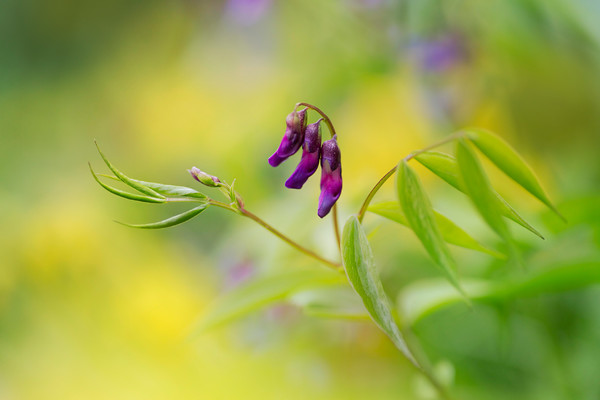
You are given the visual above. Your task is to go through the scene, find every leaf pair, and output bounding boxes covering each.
[414,151,544,239]
[91,141,209,228]
[396,161,467,297]
[369,202,503,258]
[466,129,564,221]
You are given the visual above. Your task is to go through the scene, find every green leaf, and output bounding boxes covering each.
[342,215,420,367]
[398,279,492,325]
[193,269,344,334]
[466,128,564,221]
[290,285,370,320]
[94,141,165,199]
[396,161,465,295]
[456,139,512,243]
[398,260,600,325]
[415,151,544,239]
[369,201,504,258]
[413,151,463,191]
[117,204,209,229]
[89,163,166,203]
[100,174,207,200]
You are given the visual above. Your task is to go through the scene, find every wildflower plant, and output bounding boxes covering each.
[91,102,564,398]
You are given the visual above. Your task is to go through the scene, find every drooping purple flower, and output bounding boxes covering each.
[268,108,307,167]
[285,119,322,189]
[318,135,342,218]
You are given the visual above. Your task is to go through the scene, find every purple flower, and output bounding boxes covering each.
[268,108,307,167]
[285,119,322,189]
[318,135,342,218]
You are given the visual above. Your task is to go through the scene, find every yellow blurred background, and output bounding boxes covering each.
[1,0,599,399]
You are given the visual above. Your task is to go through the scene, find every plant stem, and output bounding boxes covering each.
[332,204,341,251]
[357,132,463,222]
[296,102,337,138]
[238,207,342,270]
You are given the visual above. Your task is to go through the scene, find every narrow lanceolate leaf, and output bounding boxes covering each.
[413,151,463,191]
[396,161,466,295]
[342,216,420,367]
[456,139,512,246]
[194,269,344,334]
[369,202,504,258]
[101,175,207,200]
[466,128,564,220]
[90,163,166,203]
[94,141,165,199]
[415,151,544,239]
[117,204,209,229]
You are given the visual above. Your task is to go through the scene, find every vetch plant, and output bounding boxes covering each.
[91,102,564,398]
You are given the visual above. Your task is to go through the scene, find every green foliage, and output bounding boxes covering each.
[194,269,344,334]
[398,259,600,325]
[89,163,166,203]
[396,160,465,296]
[94,141,165,199]
[369,201,503,257]
[101,174,208,199]
[341,216,420,367]
[116,205,209,229]
[290,285,369,320]
[466,128,564,220]
[415,151,544,239]
[455,138,515,248]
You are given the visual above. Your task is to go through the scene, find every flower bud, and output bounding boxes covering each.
[268,108,307,167]
[285,119,322,189]
[189,166,220,187]
[318,135,342,218]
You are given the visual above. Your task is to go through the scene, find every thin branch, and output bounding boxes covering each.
[357,132,463,222]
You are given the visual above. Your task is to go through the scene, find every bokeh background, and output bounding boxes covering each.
[1,0,600,399]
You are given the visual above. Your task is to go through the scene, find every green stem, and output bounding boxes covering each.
[296,102,336,138]
[240,208,342,270]
[357,132,463,222]
[332,204,341,251]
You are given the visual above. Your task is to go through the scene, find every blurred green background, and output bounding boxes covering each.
[1,0,599,399]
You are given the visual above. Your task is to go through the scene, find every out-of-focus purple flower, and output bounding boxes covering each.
[412,34,467,73]
[285,119,322,189]
[189,166,220,187]
[225,0,272,26]
[268,108,307,167]
[318,135,342,218]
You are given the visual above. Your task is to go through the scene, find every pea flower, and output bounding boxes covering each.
[285,119,322,189]
[268,108,307,167]
[318,135,342,218]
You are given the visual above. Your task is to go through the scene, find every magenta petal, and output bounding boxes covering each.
[285,150,320,189]
[267,108,307,167]
[285,120,322,189]
[317,136,342,218]
[318,167,342,218]
[268,151,287,167]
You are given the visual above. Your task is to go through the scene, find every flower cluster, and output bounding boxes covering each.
[268,108,342,218]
